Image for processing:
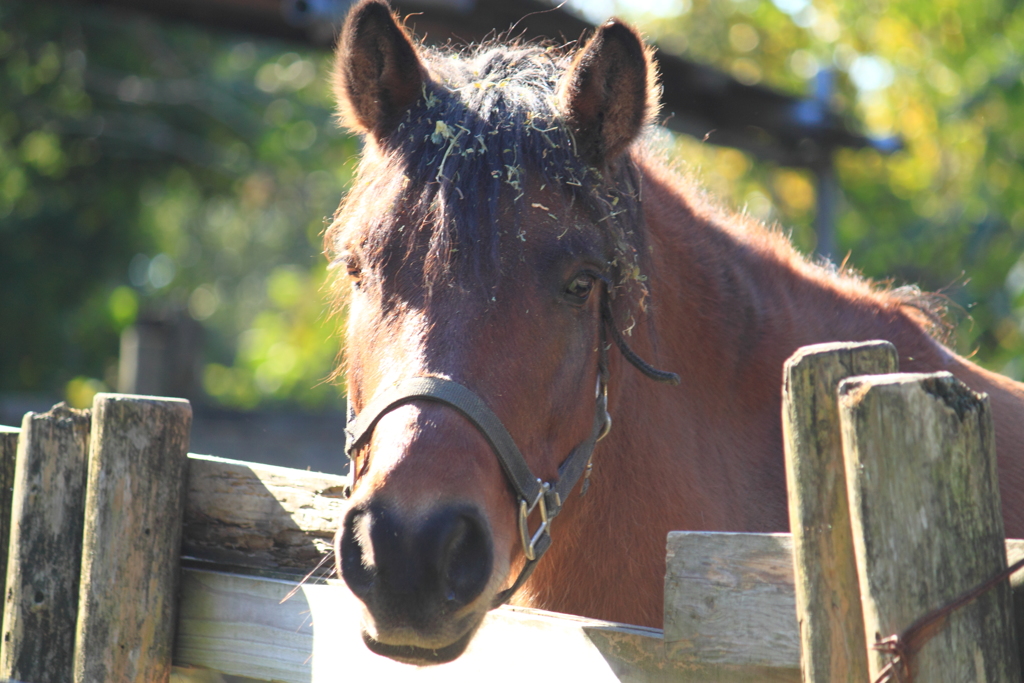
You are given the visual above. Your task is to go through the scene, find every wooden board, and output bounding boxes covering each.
[183,454,349,574]
[664,531,799,678]
[175,455,1024,681]
[35,0,882,171]
[663,531,1024,681]
[172,566,798,683]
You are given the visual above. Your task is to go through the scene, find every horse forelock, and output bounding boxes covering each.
[326,40,649,304]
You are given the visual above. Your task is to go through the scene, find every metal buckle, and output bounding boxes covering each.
[518,480,551,561]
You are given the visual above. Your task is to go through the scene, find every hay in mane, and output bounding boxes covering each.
[328,42,648,299]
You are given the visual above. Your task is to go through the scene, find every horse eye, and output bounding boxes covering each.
[565,273,595,302]
[344,259,363,289]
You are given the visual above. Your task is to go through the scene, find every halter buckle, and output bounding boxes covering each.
[518,480,552,561]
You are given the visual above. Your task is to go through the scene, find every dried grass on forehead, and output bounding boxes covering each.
[327,40,649,300]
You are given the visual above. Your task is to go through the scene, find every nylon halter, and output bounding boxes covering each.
[342,289,678,608]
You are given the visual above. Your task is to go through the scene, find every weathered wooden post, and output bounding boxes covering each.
[839,372,1020,681]
[782,340,896,683]
[0,404,90,683]
[0,424,19,620]
[73,394,191,683]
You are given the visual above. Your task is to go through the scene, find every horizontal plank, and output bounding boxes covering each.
[172,567,801,683]
[179,458,799,681]
[665,533,1024,678]
[665,532,799,673]
[183,454,349,573]
[178,457,1024,681]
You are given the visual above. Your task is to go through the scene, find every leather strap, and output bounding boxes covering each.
[346,377,544,506]
[491,396,607,606]
[344,348,609,609]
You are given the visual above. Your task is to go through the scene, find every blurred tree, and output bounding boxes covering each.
[4,0,1024,411]
[604,0,1024,378]
[0,0,357,408]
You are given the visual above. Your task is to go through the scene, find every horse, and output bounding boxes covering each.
[326,0,1024,665]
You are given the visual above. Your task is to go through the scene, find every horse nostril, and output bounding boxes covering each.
[339,502,493,617]
[340,506,376,598]
[430,509,492,609]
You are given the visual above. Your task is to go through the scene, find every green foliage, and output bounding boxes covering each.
[0,1,355,407]
[5,0,1024,410]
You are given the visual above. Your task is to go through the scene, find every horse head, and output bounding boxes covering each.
[327,0,668,663]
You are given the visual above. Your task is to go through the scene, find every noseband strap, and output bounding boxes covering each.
[346,377,567,511]
[345,370,610,608]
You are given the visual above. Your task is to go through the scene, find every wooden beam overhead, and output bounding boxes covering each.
[62,0,900,166]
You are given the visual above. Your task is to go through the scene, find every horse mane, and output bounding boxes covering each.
[326,39,649,301]
[644,150,957,345]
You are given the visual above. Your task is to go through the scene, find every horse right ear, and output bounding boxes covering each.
[558,20,657,165]
[333,0,425,140]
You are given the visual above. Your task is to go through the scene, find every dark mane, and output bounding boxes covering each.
[328,41,648,298]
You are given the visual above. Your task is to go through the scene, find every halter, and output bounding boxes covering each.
[342,289,678,608]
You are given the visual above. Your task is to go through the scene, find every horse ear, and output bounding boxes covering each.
[558,20,657,165]
[333,0,425,140]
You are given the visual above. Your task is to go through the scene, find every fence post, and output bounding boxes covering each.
[782,340,895,683]
[73,394,191,683]
[839,371,1020,682]
[0,425,19,624]
[0,404,90,683]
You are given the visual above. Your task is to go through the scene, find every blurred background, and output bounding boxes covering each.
[2,0,1023,471]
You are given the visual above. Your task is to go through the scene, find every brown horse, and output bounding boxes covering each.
[327,0,1024,664]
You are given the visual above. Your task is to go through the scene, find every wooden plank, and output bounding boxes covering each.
[0,404,90,683]
[172,534,1024,683]
[183,454,348,574]
[178,455,1024,680]
[44,0,888,169]
[171,668,235,683]
[74,393,192,683]
[0,425,20,626]
[664,531,799,680]
[174,566,768,683]
[781,341,895,683]
[839,372,1021,682]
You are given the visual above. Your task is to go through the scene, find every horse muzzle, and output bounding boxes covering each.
[338,498,495,664]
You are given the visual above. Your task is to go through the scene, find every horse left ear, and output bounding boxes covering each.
[558,20,658,165]
[333,0,425,140]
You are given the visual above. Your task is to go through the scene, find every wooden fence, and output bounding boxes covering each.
[0,341,1022,682]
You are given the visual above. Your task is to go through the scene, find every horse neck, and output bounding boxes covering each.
[524,155,953,625]
[636,157,945,394]
[592,155,948,533]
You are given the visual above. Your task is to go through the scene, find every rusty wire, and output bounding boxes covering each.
[872,556,1024,683]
